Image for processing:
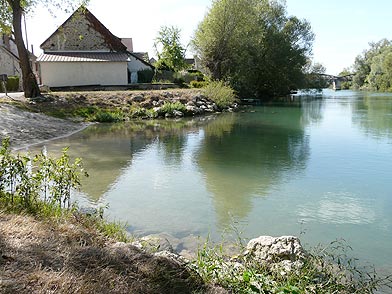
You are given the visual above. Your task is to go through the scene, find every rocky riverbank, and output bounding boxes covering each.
[0,89,238,149]
[17,89,239,121]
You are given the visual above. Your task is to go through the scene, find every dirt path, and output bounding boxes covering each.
[0,103,88,150]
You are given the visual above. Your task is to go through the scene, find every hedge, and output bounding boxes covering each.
[0,76,20,92]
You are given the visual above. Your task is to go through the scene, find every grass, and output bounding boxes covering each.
[191,236,392,293]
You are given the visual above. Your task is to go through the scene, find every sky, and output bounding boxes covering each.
[24,0,392,75]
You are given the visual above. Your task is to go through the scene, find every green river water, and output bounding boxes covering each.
[30,89,392,272]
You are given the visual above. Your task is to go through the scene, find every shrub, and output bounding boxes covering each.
[173,72,186,86]
[202,81,237,109]
[0,76,19,92]
[93,111,123,122]
[190,81,209,88]
[154,70,175,83]
[137,69,154,83]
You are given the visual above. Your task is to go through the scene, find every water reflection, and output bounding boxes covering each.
[30,119,209,202]
[196,106,313,228]
[297,192,377,225]
[24,92,392,270]
[351,93,392,140]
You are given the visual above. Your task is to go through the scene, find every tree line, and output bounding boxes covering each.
[347,39,392,92]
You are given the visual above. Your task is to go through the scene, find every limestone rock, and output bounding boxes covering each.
[245,236,306,272]
[140,233,178,253]
[154,250,189,267]
[173,110,184,117]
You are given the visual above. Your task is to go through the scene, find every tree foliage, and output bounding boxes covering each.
[154,26,188,72]
[303,61,329,91]
[352,39,392,91]
[193,0,314,99]
[0,0,87,98]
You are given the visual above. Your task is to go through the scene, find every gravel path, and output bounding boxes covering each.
[0,103,88,150]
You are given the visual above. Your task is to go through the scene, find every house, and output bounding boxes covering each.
[0,34,21,82]
[0,34,38,91]
[37,6,153,88]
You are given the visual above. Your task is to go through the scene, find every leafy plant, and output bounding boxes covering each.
[0,138,87,211]
[202,81,237,109]
[159,102,186,116]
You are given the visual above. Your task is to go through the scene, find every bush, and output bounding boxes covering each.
[93,111,123,123]
[190,81,209,88]
[137,69,154,83]
[0,76,19,92]
[154,70,175,83]
[202,81,237,109]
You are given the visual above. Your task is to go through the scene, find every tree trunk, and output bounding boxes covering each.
[10,0,40,98]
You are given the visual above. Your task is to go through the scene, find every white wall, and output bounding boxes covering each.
[40,62,128,87]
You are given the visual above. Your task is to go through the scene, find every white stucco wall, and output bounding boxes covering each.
[39,62,128,87]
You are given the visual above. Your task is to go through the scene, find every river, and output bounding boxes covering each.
[29,89,392,273]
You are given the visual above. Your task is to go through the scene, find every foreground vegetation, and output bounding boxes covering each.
[1,137,391,293]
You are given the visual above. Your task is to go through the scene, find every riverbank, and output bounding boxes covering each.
[12,88,238,121]
[0,211,227,294]
[0,88,238,149]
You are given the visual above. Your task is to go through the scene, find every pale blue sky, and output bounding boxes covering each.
[26,0,392,75]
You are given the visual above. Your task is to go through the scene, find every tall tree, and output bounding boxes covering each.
[352,39,392,91]
[193,0,314,99]
[154,26,187,72]
[0,0,86,98]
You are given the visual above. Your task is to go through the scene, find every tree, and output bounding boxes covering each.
[303,61,329,91]
[352,39,392,91]
[0,0,87,98]
[193,0,314,99]
[154,26,188,72]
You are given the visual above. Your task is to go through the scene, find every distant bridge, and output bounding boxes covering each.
[318,73,355,90]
